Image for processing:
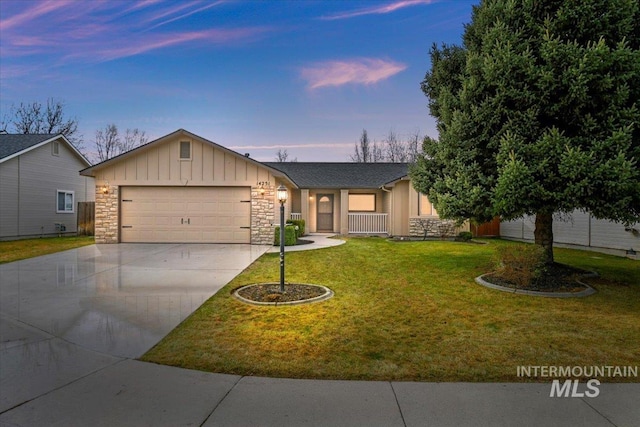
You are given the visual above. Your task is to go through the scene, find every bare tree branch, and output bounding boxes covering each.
[94,125,148,162]
[5,98,84,153]
[275,149,297,162]
[95,124,120,162]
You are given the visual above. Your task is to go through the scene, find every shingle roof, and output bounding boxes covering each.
[0,134,58,160]
[264,162,409,189]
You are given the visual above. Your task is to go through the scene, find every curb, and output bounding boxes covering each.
[474,273,597,298]
[233,283,334,306]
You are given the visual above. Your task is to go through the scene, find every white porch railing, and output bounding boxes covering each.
[348,213,388,234]
[290,213,302,220]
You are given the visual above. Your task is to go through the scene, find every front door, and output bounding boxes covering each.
[317,194,334,232]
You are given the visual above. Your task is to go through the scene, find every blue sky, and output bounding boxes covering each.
[0,0,477,161]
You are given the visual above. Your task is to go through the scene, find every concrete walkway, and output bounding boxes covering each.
[1,240,638,426]
[267,232,346,253]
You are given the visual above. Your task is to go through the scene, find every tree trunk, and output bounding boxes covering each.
[534,212,554,265]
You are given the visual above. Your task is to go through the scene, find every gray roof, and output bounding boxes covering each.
[264,162,409,189]
[0,134,58,160]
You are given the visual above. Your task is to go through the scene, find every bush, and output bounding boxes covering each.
[495,244,546,288]
[456,231,473,242]
[286,219,305,237]
[274,225,297,246]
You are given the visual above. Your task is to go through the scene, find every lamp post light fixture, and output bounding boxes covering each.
[276,184,288,293]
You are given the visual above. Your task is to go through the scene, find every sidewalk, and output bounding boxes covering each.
[1,354,638,426]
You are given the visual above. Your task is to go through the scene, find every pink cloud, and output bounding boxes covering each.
[0,1,271,72]
[0,0,74,31]
[321,0,435,20]
[300,58,407,90]
[90,27,270,62]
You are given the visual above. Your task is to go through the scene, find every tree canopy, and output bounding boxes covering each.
[1,98,83,151]
[411,0,640,263]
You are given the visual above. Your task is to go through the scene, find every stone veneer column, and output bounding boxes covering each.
[251,186,275,245]
[94,185,119,244]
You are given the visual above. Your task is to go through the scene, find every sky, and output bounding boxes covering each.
[0,0,477,162]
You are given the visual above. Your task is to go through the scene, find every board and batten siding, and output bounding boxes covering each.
[94,135,273,186]
[501,212,639,256]
[0,140,94,240]
[89,132,280,244]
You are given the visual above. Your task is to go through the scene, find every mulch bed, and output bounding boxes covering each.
[236,283,326,303]
[483,263,594,293]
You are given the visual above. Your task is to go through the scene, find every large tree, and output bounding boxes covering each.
[411,0,640,264]
[1,98,83,151]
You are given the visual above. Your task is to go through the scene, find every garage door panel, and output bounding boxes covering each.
[121,187,251,243]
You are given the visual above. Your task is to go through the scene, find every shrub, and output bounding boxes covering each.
[495,244,546,288]
[456,231,473,242]
[286,219,305,236]
[274,225,297,246]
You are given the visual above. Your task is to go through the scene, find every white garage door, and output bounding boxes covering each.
[120,187,251,243]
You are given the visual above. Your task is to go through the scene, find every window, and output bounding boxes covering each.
[52,141,60,156]
[57,190,74,213]
[418,193,437,216]
[348,194,376,212]
[180,141,191,159]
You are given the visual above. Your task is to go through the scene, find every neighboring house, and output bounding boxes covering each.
[80,129,459,244]
[501,213,639,258]
[0,134,94,240]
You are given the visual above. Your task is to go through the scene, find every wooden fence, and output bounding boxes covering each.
[77,201,95,236]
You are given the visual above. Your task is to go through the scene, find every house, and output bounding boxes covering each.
[80,129,461,245]
[501,213,639,259]
[263,162,452,237]
[0,133,94,240]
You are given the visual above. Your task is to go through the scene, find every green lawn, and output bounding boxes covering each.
[142,237,640,382]
[0,236,95,264]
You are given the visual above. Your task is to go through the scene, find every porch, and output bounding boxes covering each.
[291,212,388,235]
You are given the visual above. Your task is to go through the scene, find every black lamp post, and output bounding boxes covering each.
[276,184,288,293]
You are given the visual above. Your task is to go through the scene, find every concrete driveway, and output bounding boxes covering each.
[0,243,268,412]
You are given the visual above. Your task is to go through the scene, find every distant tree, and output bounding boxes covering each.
[121,128,148,153]
[275,149,297,162]
[351,129,383,162]
[351,129,422,163]
[411,0,640,265]
[383,129,407,162]
[1,98,84,151]
[405,130,423,163]
[94,124,147,162]
[383,129,423,162]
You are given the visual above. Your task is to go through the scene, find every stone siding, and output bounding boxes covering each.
[95,185,119,244]
[409,217,459,238]
[251,186,275,245]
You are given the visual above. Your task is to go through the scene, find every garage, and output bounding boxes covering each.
[120,186,251,243]
[81,129,293,245]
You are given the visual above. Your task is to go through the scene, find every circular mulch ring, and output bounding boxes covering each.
[233,283,334,306]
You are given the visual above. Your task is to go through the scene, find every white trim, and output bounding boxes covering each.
[56,189,75,213]
[0,134,90,166]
